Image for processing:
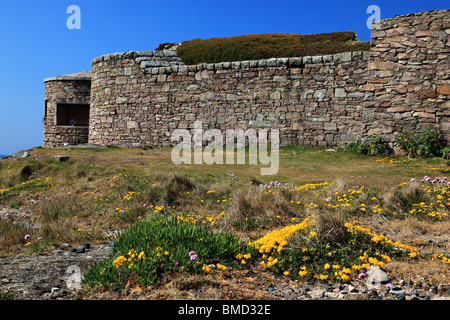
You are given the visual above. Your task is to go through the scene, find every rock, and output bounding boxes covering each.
[12,151,29,159]
[368,61,397,70]
[301,285,311,292]
[52,156,70,162]
[76,247,85,253]
[348,285,359,293]
[76,243,91,253]
[437,85,450,95]
[396,293,407,300]
[334,88,347,98]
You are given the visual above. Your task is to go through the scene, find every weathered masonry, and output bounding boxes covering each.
[43,10,450,149]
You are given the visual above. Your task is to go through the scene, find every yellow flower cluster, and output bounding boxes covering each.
[345,221,420,258]
[0,177,53,195]
[201,262,229,273]
[298,266,308,277]
[176,211,225,226]
[249,216,313,254]
[112,255,127,269]
[334,267,352,281]
[202,265,213,272]
[112,248,146,269]
[152,246,169,257]
[290,182,330,192]
[431,252,450,264]
[94,194,109,203]
[328,188,364,208]
[123,191,138,201]
[260,255,278,267]
[216,263,228,270]
[236,253,251,265]
[314,274,329,280]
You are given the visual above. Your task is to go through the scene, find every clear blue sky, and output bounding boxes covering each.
[0,0,448,156]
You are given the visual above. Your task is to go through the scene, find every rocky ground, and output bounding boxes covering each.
[0,243,112,300]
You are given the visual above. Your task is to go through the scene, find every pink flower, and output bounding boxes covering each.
[24,234,30,240]
[190,254,197,260]
[358,273,366,280]
[385,283,392,289]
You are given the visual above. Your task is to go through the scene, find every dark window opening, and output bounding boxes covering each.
[56,104,89,126]
[44,100,48,123]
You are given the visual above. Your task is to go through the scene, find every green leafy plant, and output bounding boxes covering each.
[442,147,450,160]
[395,128,444,158]
[83,215,246,288]
[346,136,387,156]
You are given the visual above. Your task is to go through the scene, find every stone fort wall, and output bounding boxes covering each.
[43,9,450,149]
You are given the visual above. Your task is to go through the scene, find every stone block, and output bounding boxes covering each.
[386,105,411,113]
[324,122,337,131]
[115,76,127,84]
[437,85,450,95]
[334,88,347,98]
[418,90,436,98]
[311,56,323,63]
[413,112,435,118]
[368,61,397,70]
[288,57,302,67]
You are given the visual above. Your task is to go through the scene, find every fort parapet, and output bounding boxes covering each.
[43,10,450,149]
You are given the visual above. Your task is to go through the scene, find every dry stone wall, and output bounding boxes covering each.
[43,10,450,149]
[363,10,450,143]
[89,51,370,148]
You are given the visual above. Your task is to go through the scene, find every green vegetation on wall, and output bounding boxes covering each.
[167,32,370,65]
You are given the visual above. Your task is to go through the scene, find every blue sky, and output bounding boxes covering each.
[0,0,448,155]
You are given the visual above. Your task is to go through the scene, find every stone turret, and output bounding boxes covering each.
[43,71,91,147]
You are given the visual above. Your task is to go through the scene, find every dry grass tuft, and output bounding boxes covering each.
[161,174,195,206]
[382,181,427,213]
[227,186,295,230]
[314,207,348,245]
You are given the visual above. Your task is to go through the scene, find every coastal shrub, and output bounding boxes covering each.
[83,215,246,288]
[395,128,444,158]
[346,136,387,156]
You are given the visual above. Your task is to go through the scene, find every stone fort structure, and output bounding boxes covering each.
[43,10,449,149]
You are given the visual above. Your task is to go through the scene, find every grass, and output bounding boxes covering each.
[172,32,370,65]
[0,145,449,298]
